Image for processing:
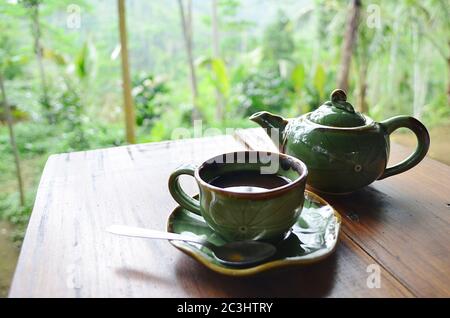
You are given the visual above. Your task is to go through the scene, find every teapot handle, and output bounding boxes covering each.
[378,116,430,180]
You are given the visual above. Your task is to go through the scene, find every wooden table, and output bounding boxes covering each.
[9,128,450,297]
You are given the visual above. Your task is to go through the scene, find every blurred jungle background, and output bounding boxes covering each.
[0,0,449,296]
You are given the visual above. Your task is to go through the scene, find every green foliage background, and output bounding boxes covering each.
[0,0,449,238]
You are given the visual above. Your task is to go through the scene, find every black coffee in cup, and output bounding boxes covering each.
[209,170,292,193]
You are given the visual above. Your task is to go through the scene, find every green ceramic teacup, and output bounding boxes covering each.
[168,151,308,242]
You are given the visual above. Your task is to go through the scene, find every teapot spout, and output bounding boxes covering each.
[249,111,288,149]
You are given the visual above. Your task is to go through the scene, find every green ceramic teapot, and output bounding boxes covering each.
[249,89,430,194]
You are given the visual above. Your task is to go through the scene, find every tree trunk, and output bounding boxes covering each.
[212,0,220,57]
[31,4,52,122]
[337,0,361,92]
[447,56,450,106]
[357,64,368,113]
[0,74,25,206]
[412,26,428,119]
[118,0,136,144]
[178,0,200,122]
[211,0,224,121]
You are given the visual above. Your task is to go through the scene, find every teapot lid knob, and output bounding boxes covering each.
[308,88,366,127]
[331,89,347,103]
[330,89,355,114]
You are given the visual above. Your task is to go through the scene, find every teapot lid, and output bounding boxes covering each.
[308,89,366,127]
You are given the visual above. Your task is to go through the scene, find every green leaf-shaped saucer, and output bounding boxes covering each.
[167,190,341,276]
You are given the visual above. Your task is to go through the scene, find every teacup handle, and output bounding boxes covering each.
[378,116,430,180]
[168,164,201,215]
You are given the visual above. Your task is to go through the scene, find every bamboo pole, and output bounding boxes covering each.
[0,74,25,206]
[30,3,52,123]
[212,0,220,57]
[118,0,136,144]
[177,0,200,122]
[211,0,225,121]
[337,0,361,92]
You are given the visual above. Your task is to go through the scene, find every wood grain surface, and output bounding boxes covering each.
[8,130,450,297]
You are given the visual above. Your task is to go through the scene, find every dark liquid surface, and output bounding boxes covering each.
[209,170,292,193]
